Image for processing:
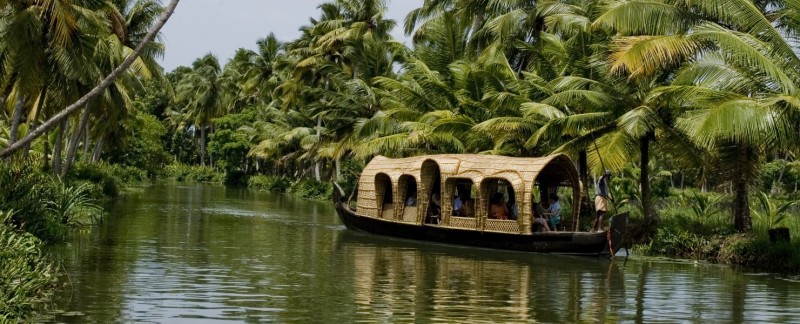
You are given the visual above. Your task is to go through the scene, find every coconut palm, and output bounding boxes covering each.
[600,0,800,232]
[0,0,111,157]
[60,0,167,176]
[0,0,180,160]
[175,54,224,166]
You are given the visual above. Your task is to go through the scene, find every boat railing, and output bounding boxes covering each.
[484,218,521,233]
[447,215,480,229]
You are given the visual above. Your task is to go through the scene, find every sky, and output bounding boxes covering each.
[158,0,424,72]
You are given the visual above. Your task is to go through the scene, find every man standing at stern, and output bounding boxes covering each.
[593,170,612,231]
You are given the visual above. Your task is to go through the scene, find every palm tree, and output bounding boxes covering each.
[0,0,180,160]
[176,54,224,166]
[61,0,167,176]
[600,0,800,232]
[0,0,110,157]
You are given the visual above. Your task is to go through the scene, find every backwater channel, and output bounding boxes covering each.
[47,184,800,323]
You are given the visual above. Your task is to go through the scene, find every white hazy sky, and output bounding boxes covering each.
[158,0,423,72]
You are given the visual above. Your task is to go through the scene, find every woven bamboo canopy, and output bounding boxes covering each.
[355,154,582,234]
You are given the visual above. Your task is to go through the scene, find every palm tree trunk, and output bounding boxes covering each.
[91,137,104,162]
[81,123,91,162]
[8,96,26,145]
[209,125,214,167]
[578,150,591,218]
[62,103,92,176]
[470,8,485,39]
[335,156,341,181]
[314,115,322,182]
[0,0,181,159]
[43,139,50,172]
[200,124,207,166]
[53,118,68,176]
[23,85,48,159]
[640,135,658,229]
[733,145,752,232]
[315,78,329,182]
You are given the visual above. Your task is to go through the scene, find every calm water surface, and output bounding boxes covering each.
[48,184,800,323]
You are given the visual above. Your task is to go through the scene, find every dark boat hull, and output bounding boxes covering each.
[333,199,628,256]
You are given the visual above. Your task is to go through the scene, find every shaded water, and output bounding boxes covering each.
[48,184,800,323]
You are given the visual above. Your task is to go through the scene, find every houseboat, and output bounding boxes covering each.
[332,154,628,256]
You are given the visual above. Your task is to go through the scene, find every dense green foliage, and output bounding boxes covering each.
[248,175,292,193]
[0,163,103,243]
[3,3,800,315]
[0,211,57,322]
[104,111,173,177]
[163,163,224,183]
[0,161,108,319]
[150,0,800,238]
[289,180,333,200]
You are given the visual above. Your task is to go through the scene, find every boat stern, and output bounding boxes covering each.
[607,212,629,256]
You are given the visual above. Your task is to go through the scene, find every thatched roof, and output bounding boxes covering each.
[355,154,581,233]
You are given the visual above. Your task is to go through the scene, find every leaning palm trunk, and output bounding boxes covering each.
[62,103,92,176]
[0,0,181,159]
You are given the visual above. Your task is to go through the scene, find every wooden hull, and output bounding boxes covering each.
[333,199,628,256]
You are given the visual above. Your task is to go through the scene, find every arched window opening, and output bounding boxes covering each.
[399,175,418,222]
[481,178,516,220]
[375,173,393,219]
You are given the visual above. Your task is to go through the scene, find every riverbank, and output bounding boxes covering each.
[0,161,145,321]
[621,191,800,273]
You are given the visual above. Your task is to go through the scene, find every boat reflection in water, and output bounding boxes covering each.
[335,230,627,323]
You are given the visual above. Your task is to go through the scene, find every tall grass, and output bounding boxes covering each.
[1,161,105,243]
[0,210,57,321]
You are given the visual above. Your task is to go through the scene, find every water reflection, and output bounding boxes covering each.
[47,184,800,323]
[336,231,626,323]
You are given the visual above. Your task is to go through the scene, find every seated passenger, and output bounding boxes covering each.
[405,195,416,206]
[453,194,464,216]
[489,193,509,220]
[510,202,518,220]
[547,193,562,230]
[463,198,475,217]
[532,202,551,232]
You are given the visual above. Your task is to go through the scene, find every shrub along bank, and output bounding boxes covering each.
[624,189,800,273]
[0,211,56,322]
[0,161,115,321]
[1,155,181,320]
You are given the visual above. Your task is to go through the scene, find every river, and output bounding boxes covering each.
[47,184,800,323]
